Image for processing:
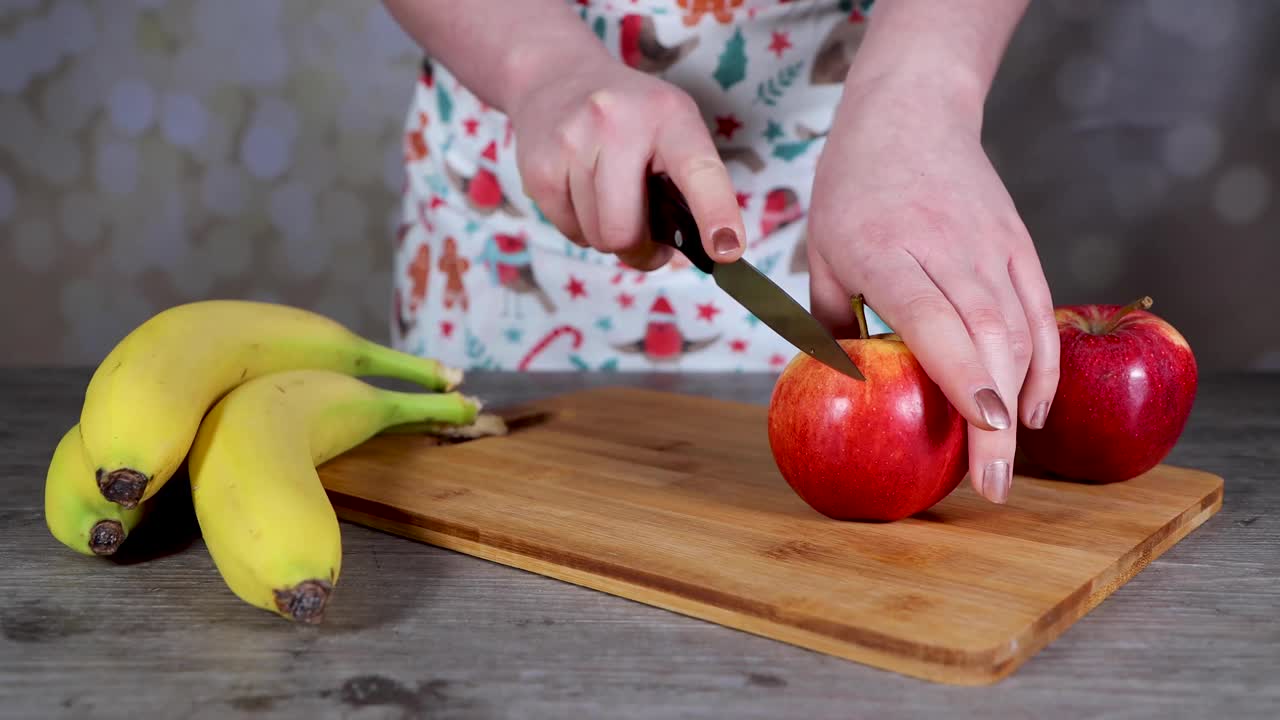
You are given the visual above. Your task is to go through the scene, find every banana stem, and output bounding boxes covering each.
[388,391,482,428]
[385,412,509,440]
[358,344,464,392]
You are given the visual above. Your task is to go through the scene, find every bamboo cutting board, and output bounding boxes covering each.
[316,386,1223,685]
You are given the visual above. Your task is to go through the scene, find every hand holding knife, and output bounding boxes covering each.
[645,173,864,381]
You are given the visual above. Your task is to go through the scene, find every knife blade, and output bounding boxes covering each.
[645,173,864,381]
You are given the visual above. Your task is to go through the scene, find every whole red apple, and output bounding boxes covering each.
[767,296,968,522]
[1017,296,1197,484]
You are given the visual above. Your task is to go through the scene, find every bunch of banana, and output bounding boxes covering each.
[79,299,462,509]
[42,300,496,622]
[188,369,481,623]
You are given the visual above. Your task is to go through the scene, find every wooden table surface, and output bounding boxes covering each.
[1,367,1276,719]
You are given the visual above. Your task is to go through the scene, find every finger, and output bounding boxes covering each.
[617,243,674,272]
[518,153,584,246]
[654,111,745,262]
[836,248,1011,435]
[568,147,602,251]
[807,247,859,339]
[862,251,1011,434]
[1009,246,1061,429]
[946,270,1031,505]
[593,132,669,270]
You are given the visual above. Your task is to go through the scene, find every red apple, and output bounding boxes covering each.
[767,296,968,522]
[1017,296,1198,484]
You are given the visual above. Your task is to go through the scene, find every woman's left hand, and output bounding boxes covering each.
[805,71,1060,505]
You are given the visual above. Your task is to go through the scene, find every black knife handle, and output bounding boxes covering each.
[646,173,715,274]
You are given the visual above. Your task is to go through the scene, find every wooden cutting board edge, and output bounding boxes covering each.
[327,469,1223,687]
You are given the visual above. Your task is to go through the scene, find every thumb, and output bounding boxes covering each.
[655,115,745,263]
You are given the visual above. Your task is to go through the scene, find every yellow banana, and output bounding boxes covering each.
[188,369,481,623]
[80,300,462,509]
[45,425,146,556]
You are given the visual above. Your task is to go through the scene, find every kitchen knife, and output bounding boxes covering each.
[645,173,864,381]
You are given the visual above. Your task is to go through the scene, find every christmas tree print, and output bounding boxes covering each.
[436,83,453,123]
[839,0,876,13]
[755,61,803,106]
[772,138,816,161]
[762,118,822,163]
[713,28,748,90]
[755,251,782,276]
[463,329,503,369]
[593,16,606,40]
[425,171,449,198]
[570,355,619,371]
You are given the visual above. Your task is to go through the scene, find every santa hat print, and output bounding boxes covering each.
[648,294,677,323]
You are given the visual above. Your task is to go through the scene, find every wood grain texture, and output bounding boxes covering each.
[317,386,1223,685]
[1,368,1276,719]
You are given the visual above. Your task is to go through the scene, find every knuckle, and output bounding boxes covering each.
[853,219,901,254]
[519,156,561,201]
[966,307,1009,346]
[585,90,618,134]
[1031,305,1059,333]
[1008,328,1033,364]
[647,85,691,114]
[677,154,725,182]
[1000,213,1032,242]
[1038,362,1062,382]
[596,221,637,252]
[554,123,581,155]
[586,90,614,116]
[900,293,954,325]
[909,201,954,238]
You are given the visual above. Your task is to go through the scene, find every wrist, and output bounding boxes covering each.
[499,38,614,112]
[837,0,1027,132]
[840,56,988,134]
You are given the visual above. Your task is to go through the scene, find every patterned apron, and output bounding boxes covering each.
[391,0,887,372]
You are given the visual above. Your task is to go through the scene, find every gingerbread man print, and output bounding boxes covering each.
[437,236,470,312]
[677,0,744,27]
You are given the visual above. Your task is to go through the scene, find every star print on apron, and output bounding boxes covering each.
[391,0,888,372]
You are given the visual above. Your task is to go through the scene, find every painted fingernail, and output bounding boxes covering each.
[712,227,741,255]
[974,388,1011,430]
[984,460,1010,504]
[1029,401,1049,429]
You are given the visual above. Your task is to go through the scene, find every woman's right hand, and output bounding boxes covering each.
[504,57,747,271]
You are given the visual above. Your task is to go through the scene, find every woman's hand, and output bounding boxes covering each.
[383,0,744,270]
[807,72,1059,505]
[504,55,747,270]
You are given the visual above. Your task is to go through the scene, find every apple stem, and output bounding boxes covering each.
[850,294,869,341]
[1103,296,1154,333]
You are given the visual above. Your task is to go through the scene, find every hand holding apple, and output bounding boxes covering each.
[767,296,968,522]
[1017,296,1198,484]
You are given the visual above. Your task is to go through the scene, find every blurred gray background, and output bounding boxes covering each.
[0,0,1277,370]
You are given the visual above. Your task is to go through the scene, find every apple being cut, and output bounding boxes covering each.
[767,296,968,522]
[1017,296,1198,484]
